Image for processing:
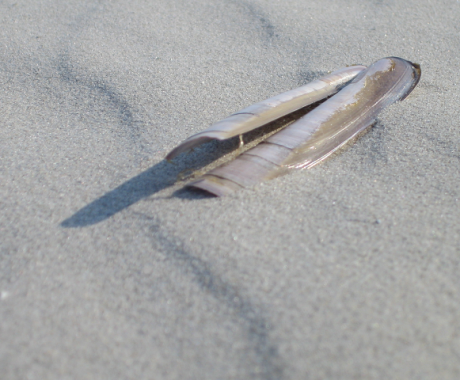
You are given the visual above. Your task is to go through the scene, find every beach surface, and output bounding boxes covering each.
[1,0,460,379]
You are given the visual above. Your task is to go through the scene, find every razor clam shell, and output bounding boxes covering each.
[166,65,366,160]
[190,57,421,197]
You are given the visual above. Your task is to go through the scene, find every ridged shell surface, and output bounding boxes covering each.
[166,65,366,160]
[191,57,421,196]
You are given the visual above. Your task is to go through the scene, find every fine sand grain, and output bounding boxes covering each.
[1,0,460,379]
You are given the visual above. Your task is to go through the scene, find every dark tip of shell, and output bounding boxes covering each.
[390,57,421,101]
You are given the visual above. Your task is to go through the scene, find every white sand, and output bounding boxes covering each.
[1,0,460,378]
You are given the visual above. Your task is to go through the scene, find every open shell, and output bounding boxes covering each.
[167,57,421,196]
[166,65,366,160]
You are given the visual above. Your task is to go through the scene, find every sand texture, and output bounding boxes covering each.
[1,0,460,379]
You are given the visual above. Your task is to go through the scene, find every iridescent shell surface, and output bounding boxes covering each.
[168,57,421,196]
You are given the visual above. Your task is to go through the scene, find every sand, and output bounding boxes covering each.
[1,0,460,379]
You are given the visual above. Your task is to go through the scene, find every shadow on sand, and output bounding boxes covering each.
[61,105,316,227]
[60,140,235,227]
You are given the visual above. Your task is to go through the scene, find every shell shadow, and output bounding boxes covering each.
[60,105,316,227]
[60,140,232,228]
